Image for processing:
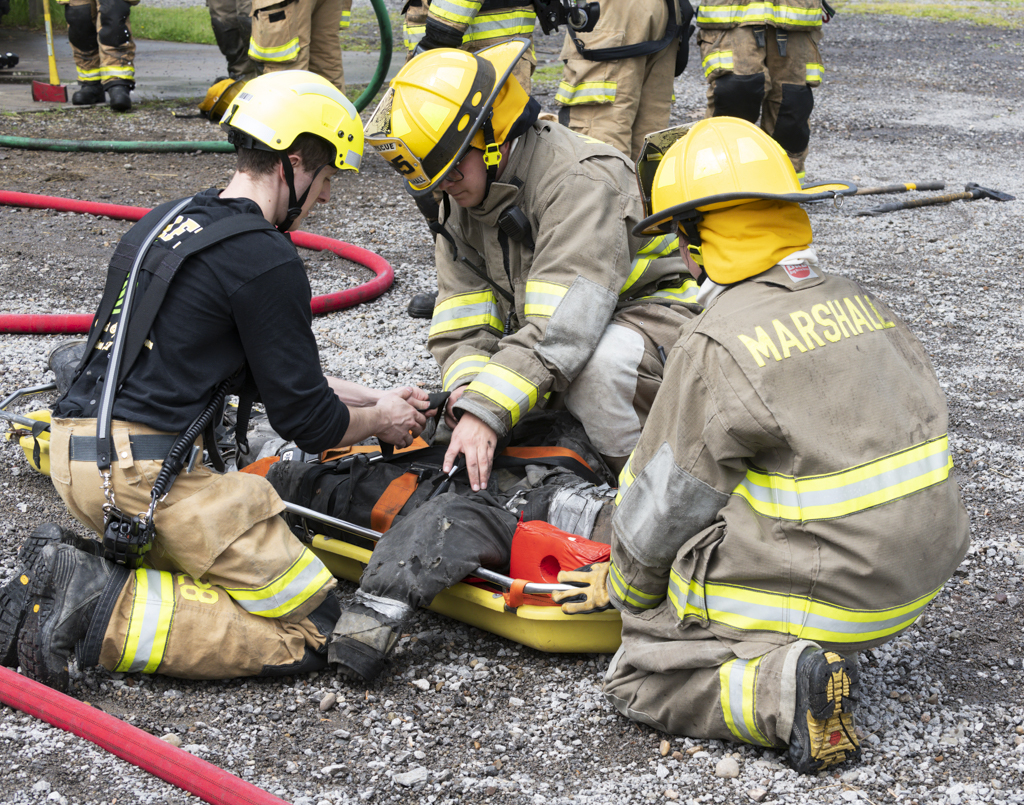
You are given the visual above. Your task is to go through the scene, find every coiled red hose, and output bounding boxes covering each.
[0,665,289,805]
[0,190,394,334]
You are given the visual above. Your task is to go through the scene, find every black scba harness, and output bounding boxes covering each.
[76,196,276,568]
[555,0,696,76]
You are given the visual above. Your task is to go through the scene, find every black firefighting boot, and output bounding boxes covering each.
[72,81,104,105]
[106,83,132,112]
[328,592,411,683]
[0,524,100,667]
[788,648,862,774]
[407,291,437,319]
[17,543,130,692]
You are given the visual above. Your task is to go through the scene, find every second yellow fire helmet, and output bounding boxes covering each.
[365,38,538,196]
[634,117,857,284]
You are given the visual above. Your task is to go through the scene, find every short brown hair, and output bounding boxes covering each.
[235,133,336,177]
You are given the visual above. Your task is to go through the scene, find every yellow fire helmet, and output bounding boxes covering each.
[198,77,247,124]
[220,70,363,173]
[365,37,537,196]
[634,117,855,236]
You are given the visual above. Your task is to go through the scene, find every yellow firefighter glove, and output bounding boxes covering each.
[551,562,611,615]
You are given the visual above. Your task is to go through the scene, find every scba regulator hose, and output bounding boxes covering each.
[0,191,394,334]
[0,665,289,805]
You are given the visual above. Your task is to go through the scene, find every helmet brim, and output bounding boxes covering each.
[634,181,858,236]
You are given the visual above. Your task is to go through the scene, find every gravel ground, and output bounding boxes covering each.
[2,5,1024,805]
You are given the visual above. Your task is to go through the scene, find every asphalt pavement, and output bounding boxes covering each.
[0,26,397,114]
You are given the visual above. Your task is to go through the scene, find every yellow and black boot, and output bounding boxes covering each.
[788,649,861,774]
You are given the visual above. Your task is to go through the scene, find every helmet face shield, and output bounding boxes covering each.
[365,87,446,192]
[636,124,692,224]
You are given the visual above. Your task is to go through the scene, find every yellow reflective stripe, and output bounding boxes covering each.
[249,37,301,62]
[702,50,734,77]
[443,354,490,391]
[76,66,102,82]
[466,364,539,426]
[720,657,772,746]
[429,291,502,338]
[697,2,822,27]
[638,279,700,306]
[621,235,680,295]
[613,453,637,506]
[115,569,173,674]
[225,549,332,618]
[429,0,483,25]
[734,435,953,522]
[339,9,351,28]
[461,12,536,42]
[608,561,665,610]
[806,62,824,82]
[98,65,135,80]
[669,571,944,643]
[404,23,425,51]
[555,80,616,105]
[524,280,567,318]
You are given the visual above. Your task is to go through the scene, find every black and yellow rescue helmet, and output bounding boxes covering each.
[365,38,536,195]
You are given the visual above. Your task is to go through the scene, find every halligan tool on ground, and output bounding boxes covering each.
[856,183,1015,216]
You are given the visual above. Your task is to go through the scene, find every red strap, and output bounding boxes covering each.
[370,471,420,533]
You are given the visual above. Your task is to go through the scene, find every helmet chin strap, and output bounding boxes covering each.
[278,155,326,233]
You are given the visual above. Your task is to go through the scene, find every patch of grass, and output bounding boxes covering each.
[339,8,405,52]
[834,0,1024,27]
[130,7,216,45]
[4,0,67,29]
[532,64,563,87]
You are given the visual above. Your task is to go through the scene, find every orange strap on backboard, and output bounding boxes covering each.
[501,446,593,470]
[369,471,421,533]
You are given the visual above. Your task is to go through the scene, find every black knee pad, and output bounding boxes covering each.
[98,0,133,48]
[66,4,98,53]
[773,83,814,154]
[711,72,765,123]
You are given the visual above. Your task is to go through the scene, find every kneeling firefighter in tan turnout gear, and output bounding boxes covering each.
[59,0,139,112]
[552,117,971,774]
[0,71,433,691]
[696,0,830,178]
[366,38,699,488]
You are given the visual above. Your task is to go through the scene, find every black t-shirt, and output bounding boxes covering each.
[55,189,350,454]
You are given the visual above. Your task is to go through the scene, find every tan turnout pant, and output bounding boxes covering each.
[698,25,822,176]
[49,418,336,679]
[250,0,345,93]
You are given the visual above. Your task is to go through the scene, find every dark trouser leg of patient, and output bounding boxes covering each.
[328,493,518,681]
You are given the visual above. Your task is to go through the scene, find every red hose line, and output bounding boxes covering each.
[0,191,394,334]
[0,665,290,805]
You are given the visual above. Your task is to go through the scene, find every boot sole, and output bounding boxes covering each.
[17,545,78,692]
[0,525,66,667]
[801,651,861,770]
